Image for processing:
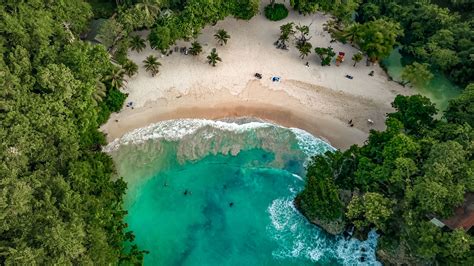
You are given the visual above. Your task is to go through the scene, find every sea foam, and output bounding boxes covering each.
[267,197,380,265]
[105,119,334,158]
[290,127,335,156]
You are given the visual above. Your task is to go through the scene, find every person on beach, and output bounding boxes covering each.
[348,119,354,127]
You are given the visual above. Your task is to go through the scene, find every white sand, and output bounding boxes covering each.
[101,2,410,149]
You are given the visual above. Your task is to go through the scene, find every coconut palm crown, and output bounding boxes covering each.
[143,55,162,76]
[214,29,230,46]
[189,41,203,56]
[105,68,127,89]
[130,35,146,53]
[207,48,222,67]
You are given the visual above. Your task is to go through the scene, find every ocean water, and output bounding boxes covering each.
[107,118,380,265]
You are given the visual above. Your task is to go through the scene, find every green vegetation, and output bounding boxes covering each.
[444,84,474,126]
[347,193,394,232]
[214,29,231,46]
[297,42,313,59]
[149,25,172,53]
[105,68,127,89]
[230,0,260,20]
[0,0,261,260]
[295,155,344,221]
[295,24,311,44]
[2,0,471,264]
[402,62,434,88]
[356,0,473,87]
[189,41,203,56]
[342,23,358,44]
[207,48,222,67]
[98,17,125,49]
[297,89,474,264]
[144,0,257,52]
[314,47,336,66]
[87,0,116,18]
[351,19,403,62]
[290,1,472,88]
[264,3,289,21]
[293,24,313,60]
[88,0,258,58]
[351,53,363,67]
[130,35,147,53]
[123,60,139,77]
[143,55,162,76]
[290,0,361,23]
[135,0,161,22]
[0,1,144,264]
[278,22,296,46]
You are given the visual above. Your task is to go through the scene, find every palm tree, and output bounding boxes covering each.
[135,0,161,21]
[279,22,295,45]
[93,79,106,105]
[123,60,138,77]
[105,68,126,89]
[143,55,161,76]
[295,24,311,44]
[343,24,359,44]
[130,35,146,53]
[315,47,336,66]
[214,29,230,46]
[352,53,363,67]
[207,48,221,67]
[296,42,312,59]
[189,41,203,56]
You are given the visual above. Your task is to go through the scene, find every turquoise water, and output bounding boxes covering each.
[382,48,461,111]
[108,119,380,265]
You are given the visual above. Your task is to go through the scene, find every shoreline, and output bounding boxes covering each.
[101,4,410,151]
[102,79,387,150]
[102,101,367,150]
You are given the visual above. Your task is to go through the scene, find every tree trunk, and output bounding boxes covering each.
[270,0,275,8]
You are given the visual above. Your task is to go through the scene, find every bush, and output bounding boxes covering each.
[113,39,129,65]
[231,0,259,20]
[296,175,343,221]
[88,0,116,19]
[148,25,171,53]
[97,88,127,124]
[264,3,289,21]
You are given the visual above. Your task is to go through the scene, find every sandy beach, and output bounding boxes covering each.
[101,3,410,150]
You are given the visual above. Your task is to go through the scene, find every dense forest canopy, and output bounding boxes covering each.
[297,87,474,264]
[0,0,142,264]
[1,0,473,264]
[355,0,473,87]
[0,0,260,264]
[289,2,473,263]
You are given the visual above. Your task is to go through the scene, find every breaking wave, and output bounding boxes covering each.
[108,118,380,265]
[105,118,334,164]
[268,197,380,265]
